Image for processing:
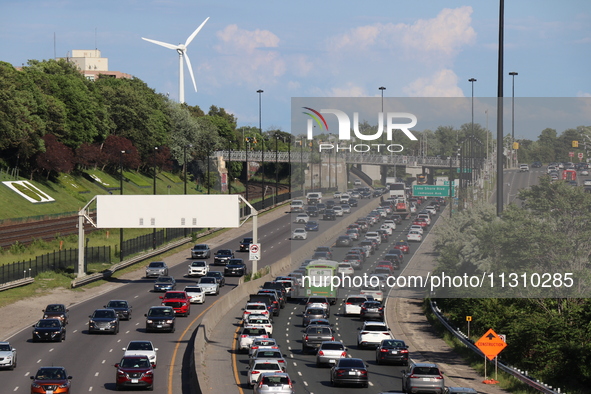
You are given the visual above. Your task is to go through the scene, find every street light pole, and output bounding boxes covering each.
[257,89,264,207]
[509,71,518,169]
[119,150,126,262]
[287,136,291,198]
[245,137,249,201]
[328,133,332,190]
[469,78,477,189]
[153,146,158,249]
[275,134,279,205]
[228,140,232,194]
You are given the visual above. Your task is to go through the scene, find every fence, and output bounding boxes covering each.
[1,246,111,284]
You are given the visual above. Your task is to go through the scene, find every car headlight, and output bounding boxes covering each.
[146,319,153,323]
[166,320,174,324]
[5,355,12,360]
[31,383,41,388]
[149,355,156,360]
[58,383,69,388]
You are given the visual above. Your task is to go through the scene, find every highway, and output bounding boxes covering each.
[233,197,440,393]
[1,195,380,393]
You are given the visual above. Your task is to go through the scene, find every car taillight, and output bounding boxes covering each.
[318,351,324,356]
[380,348,389,352]
[251,346,258,349]
[409,374,419,379]
[360,370,367,375]
[272,346,278,349]
[435,375,443,379]
[346,302,352,305]
[331,337,335,341]
[361,331,368,335]
[241,335,247,338]
[400,349,409,353]
[252,370,260,374]
[341,351,347,357]
[262,335,269,338]
[278,359,285,363]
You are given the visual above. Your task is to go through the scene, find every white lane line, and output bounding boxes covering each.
[73,330,78,333]
[134,295,139,298]
[117,339,122,342]
[89,386,93,391]
[126,331,130,334]
[369,381,374,386]
[293,362,297,367]
[25,372,30,376]
[102,360,106,364]
[49,348,54,352]
[297,371,302,376]
[286,340,290,343]
[95,372,99,376]
[13,387,19,392]
[109,349,113,352]
[37,359,41,363]
[304,381,309,386]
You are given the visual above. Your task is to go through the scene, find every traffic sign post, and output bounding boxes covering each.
[578,152,584,161]
[249,243,261,261]
[476,328,506,384]
[413,185,455,197]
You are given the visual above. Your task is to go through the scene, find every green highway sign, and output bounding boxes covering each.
[413,185,455,197]
[456,168,472,173]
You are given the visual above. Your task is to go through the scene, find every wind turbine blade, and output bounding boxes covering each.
[185,17,210,47]
[141,37,179,50]
[184,52,198,92]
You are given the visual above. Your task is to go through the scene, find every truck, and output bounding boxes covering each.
[388,182,411,219]
[306,192,322,205]
[385,177,397,186]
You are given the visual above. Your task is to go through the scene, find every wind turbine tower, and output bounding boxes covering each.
[142,17,209,103]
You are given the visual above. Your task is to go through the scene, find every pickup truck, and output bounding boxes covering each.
[301,325,334,354]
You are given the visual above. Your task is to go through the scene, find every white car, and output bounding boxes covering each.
[197,277,219,295]
[243,302,271,321]
[409,225,424,235]
[295,213,309,224]
[410,203,417,213]
[365,232,382,245]
[123,340,158,367]
[354,179,362,185]
[383,220,396,230]
[0,342,16,370]
[184,285,205,304]
[581,169,589,176]
[341,204,351,214]
[407,230,423,242]
[417,213,431,225]
[425,206,437,216]
[344,295,369,316]
[333,191,342,198]
[292,228,308,240]
[332,206,344,216]
[187,260,209,277]
[244,316,274,336]
[337,262,354,276]
[357,321,393,348]
[249,337,279,357]
[380,224,393,235]
[248,359,283,387]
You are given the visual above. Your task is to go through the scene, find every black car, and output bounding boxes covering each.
[190,243,211,259]
[336,235,352,247]
[316,203,327,214]
[375,339,409,365]
[390,214,403,224]
[145,306,176,333]
[348,198,358,207]
[386,249,404,263]
[330,357,369,387]
[323,209,336,220]
[239,237,253,252]
[104,300,132,320]
[32,319,66,342]
[42,304,69,325]
[531,161,543,168]
[214,249,235,265]
[302,307,329,327]
[360,300,384,321]
[205,271,226,286]
[306,206,319,217]
[88,309,120,335]
[224,259,247,276]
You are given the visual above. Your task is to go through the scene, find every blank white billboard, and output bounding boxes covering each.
[95,195,241,228]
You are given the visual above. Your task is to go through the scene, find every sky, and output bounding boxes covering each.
[1,1,590,140]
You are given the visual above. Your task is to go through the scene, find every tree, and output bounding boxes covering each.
[101,135,141,171]
[35,134,74,178]
[75,142,106,170]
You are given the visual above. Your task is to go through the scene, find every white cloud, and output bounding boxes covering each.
[577,91,591,97]
[402,69,465,97]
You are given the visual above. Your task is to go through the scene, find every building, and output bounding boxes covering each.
[59,50,132,80]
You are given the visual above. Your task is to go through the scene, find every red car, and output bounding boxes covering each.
[412,218,429,228]
[114,356,154,391]
[376,261,396,273]
[160,291,191,317]
[394,241,410,254]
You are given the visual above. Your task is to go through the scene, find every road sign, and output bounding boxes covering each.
[412,185,455,197]
[249,243,261,260]
[456,168,472,173]
[579,152,584,159]
[569,151,574,157]
[466,316,472,321]
[475,328,507,360]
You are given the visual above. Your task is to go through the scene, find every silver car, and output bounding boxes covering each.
[145,261,168,278]
[401,362,445,394]
[0,342,17,370]
[316,341,347,367]
[253,372,294,394]
[197,277,219,295]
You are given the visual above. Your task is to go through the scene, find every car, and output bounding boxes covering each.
[258,289,285,309]
[365,231,382,245]
[337,262,354,276]
[187,260,209,277]
[348,198,359,207]
[244,316,274,336]
[249,349,287,371]
[30,366,72,394]
[274,279,296,299]
[290,200,305,212]
[205,270,226,287]
[380,224,393,235]
[239,327,269,352]
[295,213,310,223]
[184,285,206,304]
[240,237,254,252]
[301,325,335,353]
[330,357,368,387]
[252,372,294,394]
[316,203,327,214]
[305,296,331,309]
[190,243,211,259]
[247,359,284,388]
[145,261,168,278]
[581,169,590,176]
[341,204,351,214]
[145,306,175,333]
[401,362,445,394]
[197,277,220,295]
[332,205,344,216]
[344,295,369,316]
[378,260,398,272]
[336,235,352,247]
[306,205,319,217]
[346,228,359,240]
[316,340,347,367]
[160,291,191,316]
[394,240,410,254]
[123,340,158,368]
[243,302,271,321]
[0,341,17,370]
[249,337,280,357]
[360,300,385,321]
[386,249,404,264]
[407,230,423,242]
[409,224,424,235]
[360,285,384,302]
[114,356,154,391]
[153,275,176,292]
[323,209,336,220]
[42,304,69,325]
[224,258,247,276]
[305,220,319,231]
[354,179,362,185]
[302,307,329,327]
[32,319,66,342]
[357,321,393,348]
[88,308,120,334]
[413,218,429,228]
[104,300,132,321]
[343,253,362,270]
[292,228,308,240]
[531,161,542,168]
[425,205,437,215]
[214,249,234,265]
[520,164,530,172]
[312,251,331,260]
[376,339,409,365]
[444,387,478,394]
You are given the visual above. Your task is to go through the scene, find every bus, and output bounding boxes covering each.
[562,169,576,181]
[303,260,339,304]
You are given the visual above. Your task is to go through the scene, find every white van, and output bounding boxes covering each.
[290,200,304,212]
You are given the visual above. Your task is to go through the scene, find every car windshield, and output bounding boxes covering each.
[413,367,441,375]
[256,351,281,358]
[163,292,184,299]
[244,328,266,335]
[148,308,173,317]
[93,310,116,318]
[382,340,405,348]
[217,250,232,255]
[37,320,60,328]
[36,368,66,380]
[255,363,281,370]
[185,287,202,293]
[347,297,367,304]
[191,261,206,267]
[338,359,365,368]
[0,344,11,351]
[321,343,344,350]
[127,341,153,351]
[194,245,207,250]
[306,327,331,335]
[306,309,324,315]
[45,305,64,312]
[364,325,388,331]
[107,301,128,308]
[156,277,173,283]
[253,339,276,346]
[149,262,165,268]
[200,278,216,284]
[262,376,290,386]
[120,358,151,368]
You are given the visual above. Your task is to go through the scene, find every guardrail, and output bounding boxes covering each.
[430,300,565,394]
[0,277,34,291]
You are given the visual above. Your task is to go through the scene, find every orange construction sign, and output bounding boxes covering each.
[475,328,507,360]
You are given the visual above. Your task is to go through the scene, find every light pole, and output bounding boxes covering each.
[275,133,279,205]
[379,86,386,148]
[328,133,332,190]
[119,150,127,262]
[206,142,211,195]
[509,71,518,169]
[469,78,477,188]
[287,136,291,198]
[245,137,249,201]
[228,140,232,194]
[257,89,264,207]
[153,146,158,249]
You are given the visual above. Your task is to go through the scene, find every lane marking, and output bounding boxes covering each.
[231,325,244,394]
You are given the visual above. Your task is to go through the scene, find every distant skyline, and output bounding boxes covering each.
[2,1,590,139]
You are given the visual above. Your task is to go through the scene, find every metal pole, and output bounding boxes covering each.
[510,72,518,169]
[228,140,232,194]
[275,134,279,204]
[257,89,264,207]
[119,150,125,262]
[153,147,158,249]
[288,136,291,197]
[245,139,249,201]
[496,0,505,216]
[207,142,211,195]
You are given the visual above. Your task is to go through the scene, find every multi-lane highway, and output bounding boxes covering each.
[1,194,381,393]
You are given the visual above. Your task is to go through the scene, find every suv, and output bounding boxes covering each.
[42,304,69,325]
[401,362,445,394]
[88,309,119,335]
[190,244,211,259]
[240,237,253,252]
[160,291,191,317]
[357,321,393,348]
[188,260,209,277]
[114,356,154,391]
[144,306,176,333]
[306,205,319,217]
[301,325,335,353]
[214,249,234,265]
[104,300,132,321]
[30,367,72,393]
[519,164,530,172]
[145,261,169,278]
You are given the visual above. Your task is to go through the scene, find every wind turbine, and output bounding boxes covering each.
[142,17,209,103]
